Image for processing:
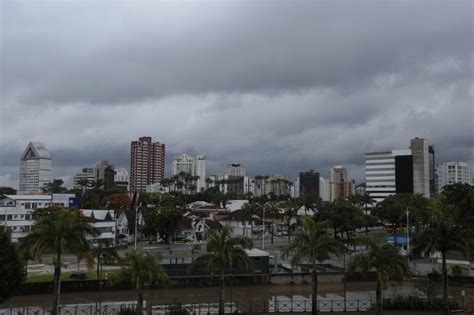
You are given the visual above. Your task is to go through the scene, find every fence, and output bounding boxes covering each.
[1,297,473,315]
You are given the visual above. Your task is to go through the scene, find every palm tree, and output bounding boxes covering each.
[264,201,281,244]
[412,209,472,315]
[191,226,253,315]
[360,192,375,215]
[119,250,168,314]
[21,208,99,315]
[241,202,259,239]
[282,218,344,315]
[283,201,299,242]
[349,239,408,315]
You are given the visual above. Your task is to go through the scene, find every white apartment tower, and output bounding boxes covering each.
[436,162,471,193]
[19,142,52,194]
[172,154,206,191]
[224,163,246,177]
[173,154,196,176]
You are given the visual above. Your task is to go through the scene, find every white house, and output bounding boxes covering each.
[79,209,117,246]
[0,194,76,242]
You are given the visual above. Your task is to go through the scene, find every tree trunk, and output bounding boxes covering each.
[219,271,225,315]
[51,248,62,315]
[137,284,144,315]
[312,263,318,315]
[376,273,382,315]
[442,252,449,315]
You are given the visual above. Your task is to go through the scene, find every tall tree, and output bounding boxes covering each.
[21,208,99,315]
[282,201,299,242]
[103,193,133,209]
[42,179,68,193]
[0,186,17,195]
[412,200,473,315]
[241,202,259,239]
[191,226,253,315]
[264,201,281,245]
[349,239,407,315]
[282,218,344,315]
[0,226,24,303]
[119,250,168,314]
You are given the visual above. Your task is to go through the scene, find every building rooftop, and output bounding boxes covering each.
[21,142,52,160]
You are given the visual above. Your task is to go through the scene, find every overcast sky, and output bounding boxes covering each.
[1,1,473,189]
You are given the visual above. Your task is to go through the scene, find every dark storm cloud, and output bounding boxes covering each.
[0,0,473,188]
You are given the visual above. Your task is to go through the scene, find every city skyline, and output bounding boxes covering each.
[1,1,473,188]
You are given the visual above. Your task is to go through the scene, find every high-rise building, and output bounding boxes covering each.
[365,149,413,204]
[410,138,430,198]
[299,170,320,200]
[73,168,95,189]
[436,162,472,193]
[329,165,355,201]
[19,142,52,194]
[195,155,206,192]
[365,138,435,203]
[130,137,165,193]
[319,177,331,201]
[173,154,196,176]
[95,160,111,181]
[224,163,246,177]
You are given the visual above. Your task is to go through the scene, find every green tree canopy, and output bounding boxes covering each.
[119,250,168,314]
[349,239,408,315]
[282,217,344,315]
[191,226,253,315]
[0,226,24,303]
[21,208,99,315]
[42,179,68,193]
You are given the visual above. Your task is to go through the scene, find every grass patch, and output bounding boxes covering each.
[26,271,106,283]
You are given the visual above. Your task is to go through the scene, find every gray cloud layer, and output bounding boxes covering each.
[1,1,473,188]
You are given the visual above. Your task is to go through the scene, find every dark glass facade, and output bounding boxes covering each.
[395,155,413,193]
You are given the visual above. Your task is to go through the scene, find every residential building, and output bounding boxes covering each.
[0,194,78,242]
[130,137,165,193]
[299,170,320,200]
[224,163,246,177]
[319,177,330,201]
[73,168,95,190]
[114,168,129,191]
[18,142,52,194]
[173,154,196,176]
[293,177,300,198]
[196,155,206,191]
[79,209,117,246]
[436,162,472,193]
[329,165,355,201]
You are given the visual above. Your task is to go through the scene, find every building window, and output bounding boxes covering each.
[25,203,31,209]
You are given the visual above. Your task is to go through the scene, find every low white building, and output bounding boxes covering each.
[0,194,77,242]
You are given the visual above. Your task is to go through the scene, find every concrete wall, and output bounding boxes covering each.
[271,272,343,285]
